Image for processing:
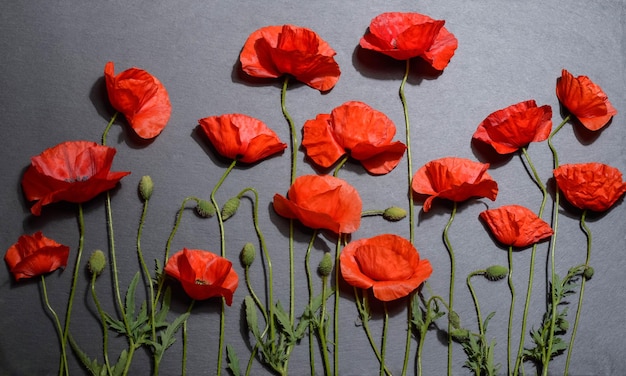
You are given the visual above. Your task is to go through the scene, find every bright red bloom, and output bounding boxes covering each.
[198,113,287,163]
[472,100,553,154]
[556,69,617,131]
[273,175,362,234]
[22,141,131,215]
[5,232,70,281]
[412,157,498,212]
[302,101,406,174]
[359,12,458,70]
[480,205,553,248]
[164,248,239,305]
[240,24,340,91]
[104,61,172,139]
[554,163,626,212]
[340,234,432,301]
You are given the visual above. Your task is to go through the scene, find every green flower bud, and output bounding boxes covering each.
[195,199,215,218]
[221,197,241,220]
[448,310,461,329]
[240,243,256,267]
[450,328,470,342]
[382,206,407,221]
[318,253,334,277]
[88,250,106,276]
[583,266,594,280]
[484,265,508,281]
[139,175,154,201]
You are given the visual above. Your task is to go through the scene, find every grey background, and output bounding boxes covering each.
[1,1,625,375]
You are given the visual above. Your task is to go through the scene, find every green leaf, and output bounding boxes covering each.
[244,295,262,341]
[68,334,105,376]
[125,272,141,323]
[226,344,241,376]
[274,301,295,341]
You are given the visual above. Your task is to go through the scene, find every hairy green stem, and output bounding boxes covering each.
[507,246,515,376]
[137,198,157,351]
[41,276,69,376]
[381,303,389,376]
[354,288,392,376]
[101,112,118,146]
[90,273,112,375]
[443,202,458,376]
[334,235,345,375]
[466,271,485,336]
[305,231,317,376]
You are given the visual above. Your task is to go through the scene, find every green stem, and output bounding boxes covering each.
[354,288,392,376]
[401,291,414,376]
[334,235,345,375]
[443,202,458,376]
[564,210,591,374]
[333,155,349,177]
[399,59,414,244]
[514,148,549,376]
[90,273,112,376]
[466,271,485,336]
[381,303,389,376]
[507,245,515,376]
[105,189,130,330]
[137,198,157,349]
[181,300,195,376]
[319,274,331,376]
[102,112,118,146]
[41,276,69,376]
[305,231,317,376]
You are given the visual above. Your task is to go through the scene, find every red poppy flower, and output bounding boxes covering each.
[412,157,498,212]
[340,234,432,301]
[273,175,362,234]
[239,24,340,91]
[302,101,406,174]
[554,163,626,212]
[480,205,553,248]
[198,113,287,163]
[164,248,239,305]
[555,69,617,131]
[21,141,131,216]
[104,61,172,139]
[359,12,458,70]
[4,232,70,281]
[472,100,553,154]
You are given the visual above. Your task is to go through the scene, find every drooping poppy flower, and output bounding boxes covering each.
[104,61,172,139]
[22,141,131,215]
[555,69,617,131]
[472,100,553,154]
[340,234,432,301]
[198,113,287,163]
[4,232,70,281]
[480,205,553,248]
[164,248,239,305]
[273,175,362,234]
[239,24,341,91]
[554,163,626,212]
[302,101,407,174]
[412,157,498,212]
[359,12,458,70]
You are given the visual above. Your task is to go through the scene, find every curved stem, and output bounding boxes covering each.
[334,235,345,375]
[466,271,485,336]
[101,112,118,146]
[443,202,458,376]
[137,198,157,345]
[181,301,195,376]
[399,59,414,243]
[41,276,69,376]
[90,273,112,375]
[319,274,331,376]
[333,155,349,177]
[564,210,591,374]
[507,246,515,376]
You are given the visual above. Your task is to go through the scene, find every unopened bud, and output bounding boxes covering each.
[240,243,256,267]
[450,328,470,342]
[221,197,241,220]
[139,176,154,201]
[318,253,334,277]
[583,266,594,281]
[382,206,407,222]
[448,311,461,329]
[484,265,508,281]
[196,199,215,218]
[88,250,106,276]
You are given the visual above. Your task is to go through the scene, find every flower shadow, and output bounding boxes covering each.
[352,45,443,84]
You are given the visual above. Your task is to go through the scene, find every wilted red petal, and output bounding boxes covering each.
[359,12,457,70]
[21,141,130,215]
[198,113,286,163]
[554,163,626,212]
[164,249,239,305]
[4,232,70,281]
[412,157,498,212]
[340,234,432,301]
[273,175,362,234]
[480,205,553,248]
[473,100,553,154]
[556,69,617,131]
[240,25,340,91]
[104,62,172,139]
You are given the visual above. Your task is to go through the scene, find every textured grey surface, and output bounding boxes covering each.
[1,1,625,375]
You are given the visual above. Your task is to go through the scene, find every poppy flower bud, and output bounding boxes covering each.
[240,243,256,267]
[583,266,594,281]
[221,197,241,221]
[448,310,461,329]
[318,252,334,277]
[139,175,154,201]
[195,199,215,218]
[382,206,407,221]
[88,250,106,276]
[450,328,470,342]
[484,265,508,281]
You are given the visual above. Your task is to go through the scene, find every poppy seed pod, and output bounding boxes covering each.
[196,199,215,218]
[318,252,333,277]
[240,243,256,267]
[222,197,241,220]
[450,328,471,342]
[484,265,508,281]
[383,206,407,221]
[583,266,594,281]
[88,250,106,276]
[139,175,153,201]
[448,310,461,329]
